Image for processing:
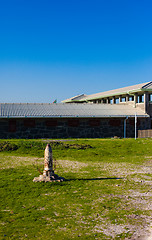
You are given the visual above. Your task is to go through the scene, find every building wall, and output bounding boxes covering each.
[147,103,152,117]
[0,117,150,139]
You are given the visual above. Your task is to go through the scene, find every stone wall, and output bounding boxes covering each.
[0,117,150,139]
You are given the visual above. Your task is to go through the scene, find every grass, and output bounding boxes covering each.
[0,138,152,239]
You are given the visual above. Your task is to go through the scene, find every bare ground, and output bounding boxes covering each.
[57,159,152,240]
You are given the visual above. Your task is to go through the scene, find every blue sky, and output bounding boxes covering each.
[0,0,152,103]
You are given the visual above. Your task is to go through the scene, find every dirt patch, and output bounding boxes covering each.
[91,160,152,239]
[0,155,43,169]
[56,159,88,173]
[94,221,152,240]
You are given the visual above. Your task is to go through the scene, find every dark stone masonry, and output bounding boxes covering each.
[0,117,150,139]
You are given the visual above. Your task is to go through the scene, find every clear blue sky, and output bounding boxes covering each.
[0,0,152,103]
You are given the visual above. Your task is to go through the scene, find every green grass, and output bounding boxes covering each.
[0,139,152,239]
[1,138,152,162]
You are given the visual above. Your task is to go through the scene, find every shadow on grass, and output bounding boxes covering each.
[65,177,123,181]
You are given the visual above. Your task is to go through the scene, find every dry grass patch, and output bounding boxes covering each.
[0,155,43,169]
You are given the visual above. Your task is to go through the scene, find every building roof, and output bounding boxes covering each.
[62,81,152,102]
[0,103,149,118]
[62,94,87,103]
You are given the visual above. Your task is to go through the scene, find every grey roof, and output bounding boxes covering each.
[0,103,149,118]
[62,81,152,102]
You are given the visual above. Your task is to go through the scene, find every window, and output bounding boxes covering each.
[115,98,119,104]
[129,119,140,126]
[68,119,79,127]
[9,120,16,132]
[24,119,35,127]
[109,119,121,126]
[129,96,134,101]
[46,119,58,127]
[89,119,100,127]
[121,97,126,102]
[149,94,152,102]
[138,95,144,103]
